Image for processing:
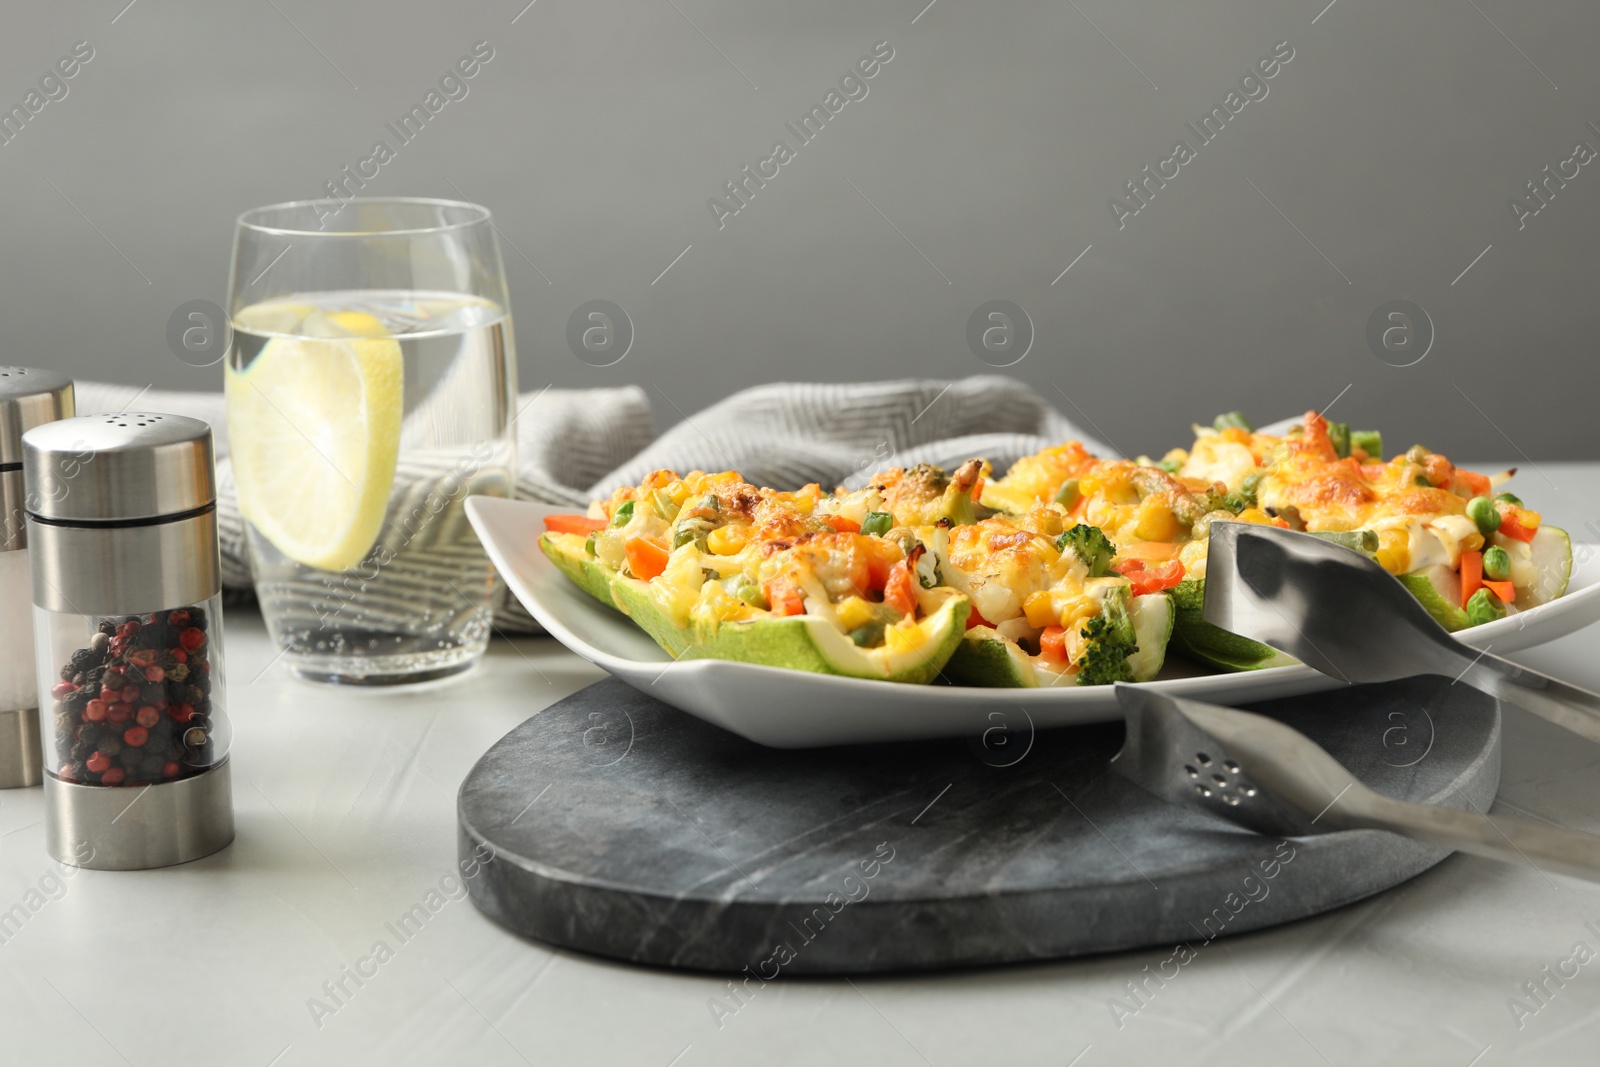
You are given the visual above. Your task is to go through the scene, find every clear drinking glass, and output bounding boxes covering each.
[226,198,516,684]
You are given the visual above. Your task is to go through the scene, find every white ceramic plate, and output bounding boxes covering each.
[467,496,1600,748]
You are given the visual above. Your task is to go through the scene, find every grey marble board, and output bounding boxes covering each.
[457,675,1500,974]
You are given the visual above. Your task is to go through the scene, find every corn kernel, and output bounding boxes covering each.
[1236,508,1274,526]
[666,480,689,505]
[1375,528,1408,574]
[707,524,748,555]
[1135,505,1180,543]
[885,620,926,653]
[1023,591,1057,629]
[836,596,877,631]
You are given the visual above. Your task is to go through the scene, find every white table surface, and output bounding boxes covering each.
[5,462,1600,1067]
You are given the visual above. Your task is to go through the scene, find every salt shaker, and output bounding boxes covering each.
[0,368,74,789]
[25,412,234,869]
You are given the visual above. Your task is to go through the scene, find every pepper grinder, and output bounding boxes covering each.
[0,368,74,789]
[25,412,234,869]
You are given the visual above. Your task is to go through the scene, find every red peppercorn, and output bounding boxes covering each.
[123,726,148,748]
[109,637,129,657]
[99,687,120,703]
[143,665,165,683]
[136,706,160,728]
[121,684,142,702]
[50,681,78,700]
[86,751,110,773]
[167,610,190,628]
[58,764,77,783]
[128,649,158,668]
[107,702,133,725]
[170,648,188,664]
[162,761,180,778]
[102,768,125,785]
[201,660,210,675]
[117,621,140,637]
[179,628,206,652]
[84,700,108,723]
[168,703,195,723]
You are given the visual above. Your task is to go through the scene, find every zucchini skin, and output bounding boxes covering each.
[540,533,970,683]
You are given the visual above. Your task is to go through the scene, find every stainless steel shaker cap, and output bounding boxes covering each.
[0,367,74,466]
[23,413,216,523]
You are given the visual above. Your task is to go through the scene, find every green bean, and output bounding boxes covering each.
[1213,412,1253,432]
[860,511,894,537]
[1494,491,1522,507]
[610,500,634,527]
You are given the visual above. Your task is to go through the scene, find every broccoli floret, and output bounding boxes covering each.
[1076,592,1139,686]
[1056,523,1117,577]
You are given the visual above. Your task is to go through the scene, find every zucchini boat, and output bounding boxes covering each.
[540,469,970,683]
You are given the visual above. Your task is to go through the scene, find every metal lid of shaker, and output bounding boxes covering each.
[0,367,74,467]
[22,413,216,524]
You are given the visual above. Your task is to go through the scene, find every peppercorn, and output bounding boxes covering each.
[182,726,207,749]
[178,628,206,653]
[101,768,125,786]
[86,751,110,774]
[123,727,148,748]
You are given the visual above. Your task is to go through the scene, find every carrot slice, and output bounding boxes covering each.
[824,515,861,534]
[1039,626,1069,665]
[1455,469,1491,497]
[1483,579,1516,604]
[1459,550,1482,608]
[1499,509,1539,543]
[762,577,805,616]
[543,514,606,535]
[883,561,917,618]
[625,537,670,581]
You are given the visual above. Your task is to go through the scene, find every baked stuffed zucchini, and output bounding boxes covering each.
[539,470,970,683]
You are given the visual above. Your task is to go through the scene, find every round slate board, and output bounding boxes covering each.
[458,675,1500,974]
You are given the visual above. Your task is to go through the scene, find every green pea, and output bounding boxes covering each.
[584,533,597,556]
[735,581,766,609]
[610,500,635,527]
[848,623,885,648]
[1054,479,1080,509]
[1466,496,1500,536]
[1482,545,1511,581]
[860,511,894,537]
[1465,587,1506,627]
[1494,491,1522,507]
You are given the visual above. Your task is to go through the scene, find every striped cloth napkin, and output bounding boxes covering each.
[75,377,1107,633]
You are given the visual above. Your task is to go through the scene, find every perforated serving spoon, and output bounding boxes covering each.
[1111,685,1600,883]
[1203,521,1600,745]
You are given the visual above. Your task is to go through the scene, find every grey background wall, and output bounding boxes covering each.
[2,0,1595,459]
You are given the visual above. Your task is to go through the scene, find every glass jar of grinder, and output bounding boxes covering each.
[0,368,74,789]
[26,412,234,869]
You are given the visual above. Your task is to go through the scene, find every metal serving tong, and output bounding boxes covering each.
[1204,522,1600,745]
[1112,685,1600,883]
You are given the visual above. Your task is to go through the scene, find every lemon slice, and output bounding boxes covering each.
[226,332,403,572]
